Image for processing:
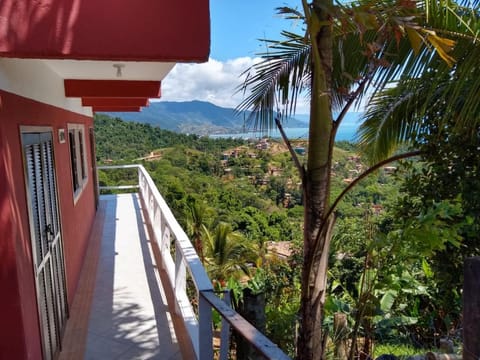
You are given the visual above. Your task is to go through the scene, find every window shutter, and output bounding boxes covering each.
[23,132,67,360]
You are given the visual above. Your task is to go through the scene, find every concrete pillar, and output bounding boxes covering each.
[463,257,480,360]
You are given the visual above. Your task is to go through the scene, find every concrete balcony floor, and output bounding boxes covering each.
[60,194,192,359]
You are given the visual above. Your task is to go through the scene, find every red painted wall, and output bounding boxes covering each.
[0,0,210,62]
[0,123,30,359]
[0,90,95,359]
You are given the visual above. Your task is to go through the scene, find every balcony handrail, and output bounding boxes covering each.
[97,164,291,360]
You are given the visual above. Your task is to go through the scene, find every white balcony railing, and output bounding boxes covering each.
[97,165,291,360]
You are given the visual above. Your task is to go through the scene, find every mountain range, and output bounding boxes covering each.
[100,100,308,135]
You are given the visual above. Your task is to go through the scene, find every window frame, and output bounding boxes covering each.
[67,123,88,202]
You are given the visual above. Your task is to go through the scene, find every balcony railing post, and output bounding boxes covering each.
[152,197,158,239]
[175,241,186,314]
[219,291,231,360]
[137,166,142,195]
[198,291,213,360]
[161,222,170,270]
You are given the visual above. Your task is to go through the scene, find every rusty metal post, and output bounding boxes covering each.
[334,312,348,360]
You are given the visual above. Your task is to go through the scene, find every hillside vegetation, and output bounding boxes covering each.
[94,114,246,161]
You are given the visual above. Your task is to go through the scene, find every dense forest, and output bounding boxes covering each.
[94,114,246,160]
[95,114,478,357]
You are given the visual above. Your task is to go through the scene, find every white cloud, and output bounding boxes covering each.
[159,57,311,114]
[160,57,253,109]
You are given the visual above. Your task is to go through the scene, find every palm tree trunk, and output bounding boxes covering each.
[297,1,334,359]
[298,211,335,359]
[195,236,205,263]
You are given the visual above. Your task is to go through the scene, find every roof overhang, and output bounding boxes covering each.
[65,80,161,98]
[92,106,142,112]
[82,98,149,107]
[0,0,210,112]
[65,79,160,112]
[48,60,174,112]
[0,0,210,62]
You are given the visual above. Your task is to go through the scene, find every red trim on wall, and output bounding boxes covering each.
[93,106,142,112]
[65,80,161,98]
[0,90,95,359]
[82,97,149,107]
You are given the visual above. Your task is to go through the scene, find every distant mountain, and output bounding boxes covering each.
[100,100,308,136]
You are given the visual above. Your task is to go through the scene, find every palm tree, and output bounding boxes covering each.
[184,200,211,263]
[203,222,257,284]
[237,1,477,358]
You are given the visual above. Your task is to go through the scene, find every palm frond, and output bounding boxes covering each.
[236,30,311,131]
[357,51,479,164]
[357,79,428,163]
[358,0,480,161]
[275,6,305,21]
[203,222,257,281]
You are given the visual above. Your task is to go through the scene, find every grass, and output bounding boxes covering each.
[373,344,431,358]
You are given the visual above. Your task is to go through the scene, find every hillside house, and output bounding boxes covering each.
[294,146,306,155]
[266,241,293,259]
[347,155,361,163]
[256,138,269,150]
[383,166,397,175]
[270,167,284,176]
[0,1,209,358]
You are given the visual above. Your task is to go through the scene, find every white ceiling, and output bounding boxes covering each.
[42,59,176,81]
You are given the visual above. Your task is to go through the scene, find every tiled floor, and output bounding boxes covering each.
[60,194,184,360]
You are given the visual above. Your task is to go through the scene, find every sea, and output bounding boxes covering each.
[209,112,361,142]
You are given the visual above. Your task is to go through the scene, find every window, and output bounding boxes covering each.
[68,124,88,200]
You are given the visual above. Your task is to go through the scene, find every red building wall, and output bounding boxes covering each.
[0,89,96,359]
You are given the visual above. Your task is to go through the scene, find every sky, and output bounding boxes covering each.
[160,1,312,114]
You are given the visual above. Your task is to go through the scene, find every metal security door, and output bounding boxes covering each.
[22,131,68,360]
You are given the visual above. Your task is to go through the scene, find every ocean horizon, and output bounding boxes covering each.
[209,112,361,142]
